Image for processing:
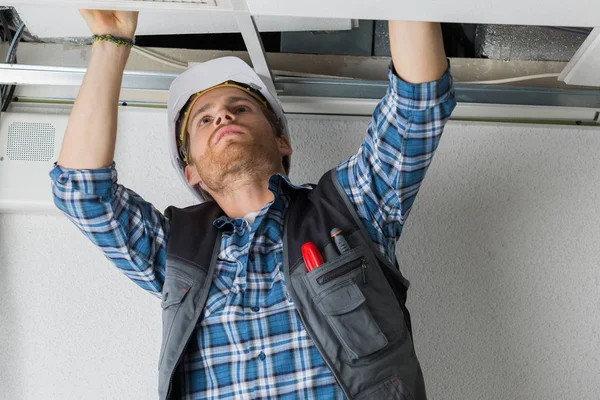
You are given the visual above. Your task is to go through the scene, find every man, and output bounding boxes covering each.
[51,9,456,400]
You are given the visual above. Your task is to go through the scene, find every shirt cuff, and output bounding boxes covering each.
[49,161,118,199]
[387,59,454,111]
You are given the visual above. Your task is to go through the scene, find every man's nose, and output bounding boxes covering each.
[214,109,234,126]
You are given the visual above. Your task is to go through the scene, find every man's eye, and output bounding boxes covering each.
[199,116,211,125]
[236,106,249,113]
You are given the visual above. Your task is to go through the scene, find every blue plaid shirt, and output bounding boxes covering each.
[50,62,455,399]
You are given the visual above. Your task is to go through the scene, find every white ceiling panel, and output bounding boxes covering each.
[6,0,227,12]
[247,0,600,27]
[12,5,354,37]
[5,0,600,27]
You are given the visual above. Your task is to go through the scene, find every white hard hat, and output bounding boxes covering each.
[167,56,290,203]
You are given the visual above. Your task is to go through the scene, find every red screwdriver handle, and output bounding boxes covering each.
[302,242,324,272]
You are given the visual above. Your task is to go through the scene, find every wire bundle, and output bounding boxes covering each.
[1,9,27,112]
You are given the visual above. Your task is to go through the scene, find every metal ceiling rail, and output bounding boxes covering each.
[3,0,600,89]
[0,64,178,90]
[275,77,600,109]
[2,63,600,110]
[232,0,277,97]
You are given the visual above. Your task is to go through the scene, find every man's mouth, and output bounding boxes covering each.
[214,125,245,144]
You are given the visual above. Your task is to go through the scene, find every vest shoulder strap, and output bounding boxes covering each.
[285,169,359,268]
[164,201,223,268]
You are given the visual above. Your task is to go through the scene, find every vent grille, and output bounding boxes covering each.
[6,121,56,162]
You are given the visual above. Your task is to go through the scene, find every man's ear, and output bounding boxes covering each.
[278,136,293,158]
[184,164,203,187]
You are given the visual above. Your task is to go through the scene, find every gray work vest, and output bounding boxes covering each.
[159,169,426,400]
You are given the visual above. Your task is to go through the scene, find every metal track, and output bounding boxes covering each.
[2,63,600,110]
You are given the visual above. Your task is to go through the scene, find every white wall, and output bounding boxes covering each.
[1,108,599,400]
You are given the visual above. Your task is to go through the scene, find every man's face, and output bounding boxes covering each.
[184,86,291,193]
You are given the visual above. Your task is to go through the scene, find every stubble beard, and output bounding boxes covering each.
[195,133,281,195]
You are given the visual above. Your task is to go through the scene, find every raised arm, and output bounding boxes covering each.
[51,10,168,297]
[57,10,138,169]
[388,20,448,84]
[336,21,456,261]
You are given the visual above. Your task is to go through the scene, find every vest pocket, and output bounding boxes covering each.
[355,375,412,400]
[316,280,388,359]
[161,277,192,308]
[159,274,194,368]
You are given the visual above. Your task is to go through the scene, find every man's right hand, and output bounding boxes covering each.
[79,9,139,40]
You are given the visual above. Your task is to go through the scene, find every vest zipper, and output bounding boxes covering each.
[166,306,187,400]
[282,193,353,399]
[166,352,183,400]
[293,307,351,398]
[362,259,368,284]
[165,233,223,399]
[316,258,367,285]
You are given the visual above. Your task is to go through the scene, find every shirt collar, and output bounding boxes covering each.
[268,173,312,196]
[212,174,312,230]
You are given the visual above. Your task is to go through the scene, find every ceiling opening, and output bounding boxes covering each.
[132,22,592,63]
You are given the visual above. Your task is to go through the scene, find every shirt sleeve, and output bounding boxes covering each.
[336,61,456,262]
[50,162,168,297]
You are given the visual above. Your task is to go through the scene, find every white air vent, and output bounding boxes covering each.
[0,112,67,214]
[7,122,55,162]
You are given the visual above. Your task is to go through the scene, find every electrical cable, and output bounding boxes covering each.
[131,46,188,69]
[1,85,16,112]
[0,11,12,42]
[133,45,563,84]
[460,73,560,85]
[131,45,563,84]
[7,22,35,41]
[1,22,25,112]
[6,22,26,63]
[131,46,355,79]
